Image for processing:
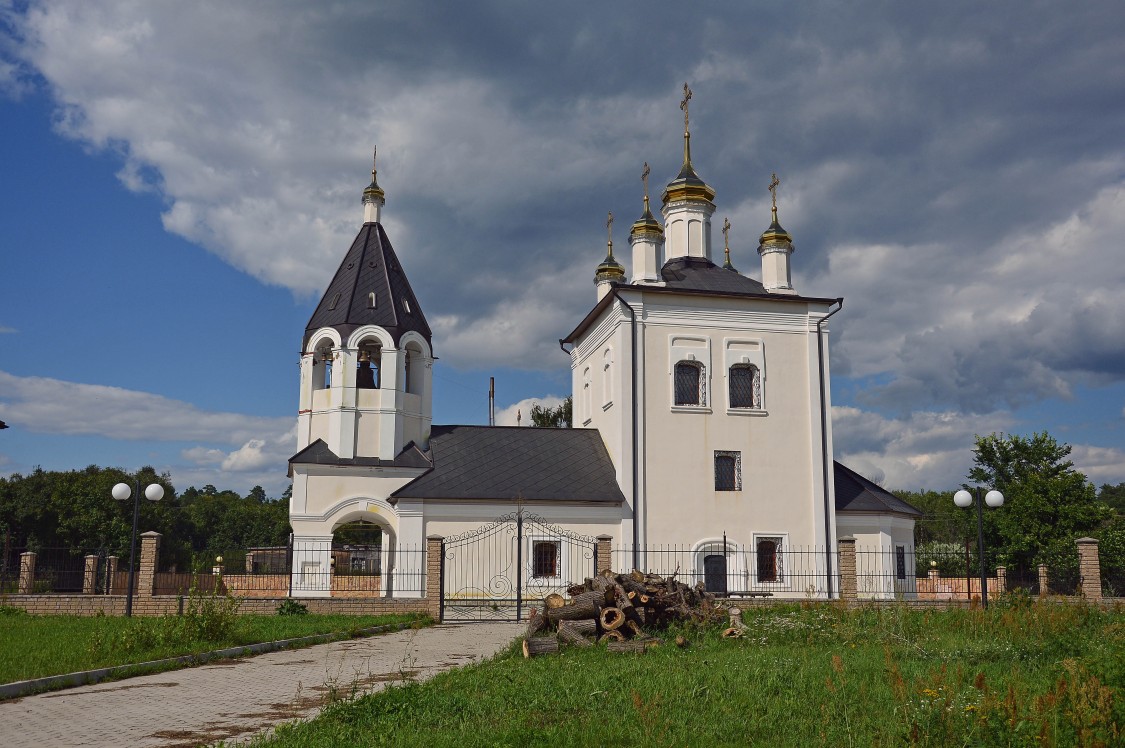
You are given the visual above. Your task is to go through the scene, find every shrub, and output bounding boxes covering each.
[276,599,309,616]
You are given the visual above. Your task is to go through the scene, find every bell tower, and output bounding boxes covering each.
[297,151,434,461]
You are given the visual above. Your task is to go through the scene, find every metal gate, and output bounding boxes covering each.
[441,510,597,621]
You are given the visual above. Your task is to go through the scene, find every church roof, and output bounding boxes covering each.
[834,461,922,516]
[390,425,625,504]
[303,222,432,351]
[287,438,432,474]
[561,256,839,345]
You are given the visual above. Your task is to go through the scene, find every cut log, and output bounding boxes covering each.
[557,621,594,647]
[599,606,625,631]
[675,635,689,648]
[607,640,647,654]
[599,630,626,643]
[547,591,602,624]
[544,593,567,609]
[721,627,744,639]
[523,637,560,658]
[624,619,646,639]
[562,618,597,636]
[728,606,747,631]
[525,609,546,639]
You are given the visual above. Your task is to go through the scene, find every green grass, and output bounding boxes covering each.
[0,607,427,685]
[250,601,1125,747]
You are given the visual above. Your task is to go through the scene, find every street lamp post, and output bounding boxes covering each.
[953,487,1003,609]
[112,479,165,616]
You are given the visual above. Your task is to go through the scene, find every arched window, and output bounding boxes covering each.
[602,348,613,405]
[313,345,334,390]
[404,342,424,394]
[728,364,761,409]
[674,361,705,406]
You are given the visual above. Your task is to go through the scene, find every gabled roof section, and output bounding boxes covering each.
[287,438,431,476]
[391,425,625,503]
[834,461,922,517]
[303,222,432,351]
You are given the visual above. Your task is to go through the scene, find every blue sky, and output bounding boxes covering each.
[1,1,1123,496]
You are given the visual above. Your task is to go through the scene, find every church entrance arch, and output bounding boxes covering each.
[441,509,597,622]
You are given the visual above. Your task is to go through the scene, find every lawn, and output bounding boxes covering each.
[250,601,1124,747]
[0,606,427,685]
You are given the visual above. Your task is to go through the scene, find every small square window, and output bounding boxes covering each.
[714,450,741,491]
[532,541,560,578]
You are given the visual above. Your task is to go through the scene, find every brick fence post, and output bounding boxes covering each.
[994,566,1006,595]
[138,531,162,599]
[837,537,857,601]
[596,535,613,575]
[83,554,99,594]
[105,555,118,595]
[1076,537,1101,601]
[426,535,443,621]
[1038,563,1050,596]
[18,551,36,594]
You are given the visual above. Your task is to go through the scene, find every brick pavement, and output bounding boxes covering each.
[0,622,523,747]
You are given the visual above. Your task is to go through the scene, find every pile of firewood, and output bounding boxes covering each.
[521,569,723,656]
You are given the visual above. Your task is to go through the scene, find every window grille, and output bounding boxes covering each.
[675,361,705,406]
[532,541,560,578]
[756,537,784,583]
[714,450,741,491]
[729,364,760,408]
[896,546,906,580]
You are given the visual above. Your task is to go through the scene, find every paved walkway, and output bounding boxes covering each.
[0,622,523,747]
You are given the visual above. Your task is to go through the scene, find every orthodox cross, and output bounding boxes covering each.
[680,83,693,132]
[722,217,731,251]
[768,172,780,211]
[641,162,651,204]
[371,146,378,179]
[606,211,614,251]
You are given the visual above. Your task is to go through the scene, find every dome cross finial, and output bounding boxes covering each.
[680,83,693,166]
[769,172,780,216]
[606,211,614,256]
[642,162,651,210]
[371,146,378,180]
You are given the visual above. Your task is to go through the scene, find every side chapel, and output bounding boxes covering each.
[287,87,919,600]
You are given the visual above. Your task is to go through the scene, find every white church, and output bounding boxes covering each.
[287,91,919,606]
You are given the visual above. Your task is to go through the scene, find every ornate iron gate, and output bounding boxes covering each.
[441,510,596,621]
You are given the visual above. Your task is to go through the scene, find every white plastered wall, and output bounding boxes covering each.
[835,513,918,600]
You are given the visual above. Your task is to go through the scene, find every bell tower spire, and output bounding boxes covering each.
[630,162,664,283]
[758,172,796,293]
[362,146,385,224]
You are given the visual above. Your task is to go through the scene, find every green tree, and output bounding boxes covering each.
[967,432,1112,570]
[1098,482,1125,515]
[529,396,572,428]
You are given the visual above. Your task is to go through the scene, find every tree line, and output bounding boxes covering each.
[0,465,291,569]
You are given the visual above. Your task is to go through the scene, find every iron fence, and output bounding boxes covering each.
[156,540,427,598]
[0,547,111,594]
[611,543,838,599]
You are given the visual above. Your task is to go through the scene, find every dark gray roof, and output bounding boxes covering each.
[287,438,431,476]
[303,222,432,351]
[834,461,922,516]
[659,256,768,295]
[391,425,625,503]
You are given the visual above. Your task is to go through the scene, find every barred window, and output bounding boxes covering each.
[896,546,906,581]
[714,450,741,491]
[756,537,784,583]
[729,364,760,408]
[532,541,560,578]
[674,361,705,406]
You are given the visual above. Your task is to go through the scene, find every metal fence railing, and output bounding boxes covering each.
[156,541,427,599]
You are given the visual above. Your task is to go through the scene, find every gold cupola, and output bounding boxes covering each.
[595,211,626,300]
[361,147,385,223]
[757,173,797,293]
[660,83,716,208]
[630,162,664,240]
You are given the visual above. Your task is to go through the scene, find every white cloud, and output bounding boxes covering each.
[1070,444,1125,486]
[0,326,16,334]
[495,395,566,427]
[0,370,292,445]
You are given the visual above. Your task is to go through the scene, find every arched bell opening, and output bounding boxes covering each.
[404,341,425,394]
[355,339,383,390]
[312,341,335,391]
